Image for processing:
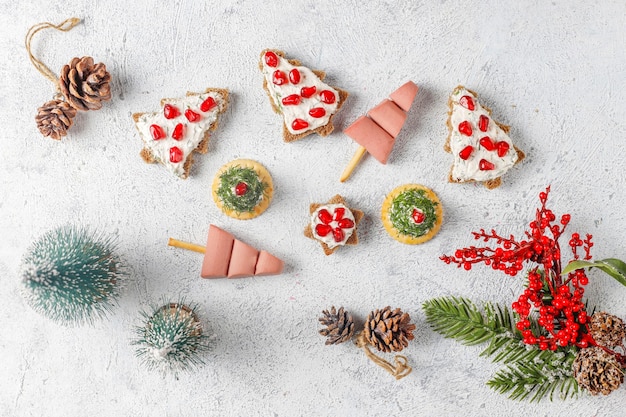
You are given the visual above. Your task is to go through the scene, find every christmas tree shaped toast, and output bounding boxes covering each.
[445,86,524,189]
[132,88,229,179]
[169,225,284,278]
[259,49,348,142]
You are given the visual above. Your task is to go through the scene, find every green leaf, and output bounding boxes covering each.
[561,258,626,287]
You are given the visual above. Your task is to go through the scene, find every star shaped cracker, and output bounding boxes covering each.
[304,195,364,255]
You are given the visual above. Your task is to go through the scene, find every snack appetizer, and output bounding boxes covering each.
[444,85,524,189]
[212,159,273,220]
[304,195,363,255]
[381,184,442,245]
[168,224,284,279]
[341,81,419,182]
[132,88,229,179]
[259,49,348,142]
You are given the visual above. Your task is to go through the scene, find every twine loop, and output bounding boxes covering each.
[356,332,412,380]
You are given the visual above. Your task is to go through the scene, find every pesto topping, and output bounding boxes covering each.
[389,189,439,237]
[216,166,267,213]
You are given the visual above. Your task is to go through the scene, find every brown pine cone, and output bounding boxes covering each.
[319,306,355,345]
[59,56,111,111]
[35,100,77,140]
[363,306,416,353]
[572,346,624,396]
[589,312,626,348]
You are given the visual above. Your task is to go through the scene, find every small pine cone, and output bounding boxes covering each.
[589,312,626,348]
[319,306,355,345]
[573,346,624,396]
[35,100,77,140]
[59,56,111,111]
[363,306,416,353]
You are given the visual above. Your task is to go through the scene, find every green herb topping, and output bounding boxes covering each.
[216,166,267,213]
[389,189,439,237]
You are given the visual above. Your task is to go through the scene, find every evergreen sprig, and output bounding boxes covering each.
[423,296,579,402]
[216,166,267,213]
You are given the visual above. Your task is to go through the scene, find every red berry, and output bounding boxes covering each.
[579,276,589,286]
[478,115,489,132]
[496,141,510,157]
[479,159,495,170]
[412,208,425,224]
[463,262,472,270]
[264,51,278,67]
[289,69,301,84]
[318,209,333,224]
[282,94,301,106]
[185,109,201,122]
[169,146,183,163]
[292,118,309,131]
[200,96,217,112]
[235,182,248,196]
[320,90,336,104]
[333,207,345,220]
[273,70,288,85]
[459,95,475,111]
[333,227,345,243]
[315,224,332,237]
[172,123,184,140]
[479,136,495,151]
[150,124,166,140]
[163,104,180,119]
[309,107,326,118]
[300,86,316,98]
[338,218,354,229]
[459,145,474,160]
[458,121,473,136]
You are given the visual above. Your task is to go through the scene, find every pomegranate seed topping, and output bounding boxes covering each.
[459,95,475,111]
[496,141,510,157]
[150,124,166,140]
[264,51,278,67]
[320,90,336,104]
[185,109,201,122]
[281,94,301,106]
[163,104,180,119]
[479,136,495,151]
[169,146,183,163]
[333,207,345,220]
[318,209,333,224]
[337,218,354,229]
[292,118,309,131]
[172,123,184,140]
[300,86,316,98]
[309,107,326,118]
[315,224,332,237]
[412,208,425,224]
[273,70,288,85]
[479,159,495,170]
[459,145,474,160]
[235,182,248,196]
[200,96,217,112]
[458,121,473,136]
[333,227,345,243]
[478,115,489,132]
[289,69,301,84]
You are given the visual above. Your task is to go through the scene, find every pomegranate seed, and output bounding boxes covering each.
[273,70,288,85]
[292,118,309,131]
[459,95,475,111]
[479,136,495,151]
[264,51,278,67]
[289,69,301,84]
[163,104,180,119]
[235,182,248,196]
[478,115,489,132]
[150,124,166,140]
[300,86,316,98]
[496,141,510,157]
[318,209,333,224]
[333,207,345,220]
[458,121,473,136]
[459,145,473,160]
[185,109,201,122]
[281,94,301,106]
[169,146,183,163]
[337,218,354,229]
[309,107,326,118]
[172,123,184,140]
[479,159,495,170]
[200,96,217,112]
[320,90,336,104]
[315,224,332,237]
[333,227,345,242]
[412,209,425,224]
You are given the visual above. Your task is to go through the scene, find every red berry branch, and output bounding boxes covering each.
[441,186,625,365]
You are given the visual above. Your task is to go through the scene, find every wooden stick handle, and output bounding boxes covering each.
[168,238,206,254]
[340,146,367,182]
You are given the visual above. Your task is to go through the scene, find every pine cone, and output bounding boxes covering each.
[35,99,77,140]
[572,347,624,396]
[589,312,626,348]
[363,306,416,353]
[319,306,355,345]
[59,56,111,111]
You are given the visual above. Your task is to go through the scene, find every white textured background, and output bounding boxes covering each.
[1,0,626,416]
